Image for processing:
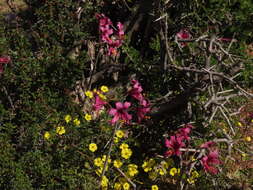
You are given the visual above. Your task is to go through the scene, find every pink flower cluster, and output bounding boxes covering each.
[164,125,221,175]
[108,80,151,125]
[165,124,193,156]
[176,29,191,47]
[0,56,11,73]
[200,141,221,174]
[128,80,151,122]
[96,14,124,56]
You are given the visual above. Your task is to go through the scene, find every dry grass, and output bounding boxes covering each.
[0,0,26,14]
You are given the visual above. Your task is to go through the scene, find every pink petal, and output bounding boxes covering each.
[111,114,120,124]
[109,108,117,116]
[0,56,11,64]
[123,102,131,109]
[164,138,170,148]
[115,102,123,110]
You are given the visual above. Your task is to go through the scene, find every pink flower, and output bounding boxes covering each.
[128,80,143,101]
[201,150,221,174]
[176,29,191,47]
[177,124,193,141]
[109,102,132,124]
[165,135,185,156]
[136,99,151,122]
[200,141,216,149]
[117,22,124,39]
[93,95,106,111]
[0,56,11,73]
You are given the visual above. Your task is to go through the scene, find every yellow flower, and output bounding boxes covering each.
[89,143,98,152]
[158,168,166,176]
[160,161,169,169]
[99,93,107,100]
[44,131,50,140]
[169,168,178,176]
[120,143,129,150]
[96,168,103,176]
[142,161,149,172]
[142,159,155,172]
[114,182,121,190]
[251,119,253,123]
[116,130,124,138]
[101,176,108,187]
[191,170,199,178]
[222,128,227,133]
[121,148,132,159]
[123,182,130,190]
[187,178,195,184]
[237,122,242,127]
[151,185,159,190]
[113,159,123,168]
[148,171,158,180]
[100,85,109,93]
[102,155,111,163]
[56,126,66,135]
[64,115,72,123]
[73,118,80,126]
[127,164,138,177]
[114,137,119,143]
[85,91,93,98]
[94,157,103,167]
[84,114,92,121]
[242,153,247,157]
[244,136,251,142]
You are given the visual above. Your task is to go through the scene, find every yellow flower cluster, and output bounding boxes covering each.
[156,161,169,176]
[93,155,111,176]
[120,143,132,159]
[187,170,200,184]
[142,158,156,172]
[113,181,130,190]
[64,114,81,126]
[142,158,174,181]
[85,86,108,100]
